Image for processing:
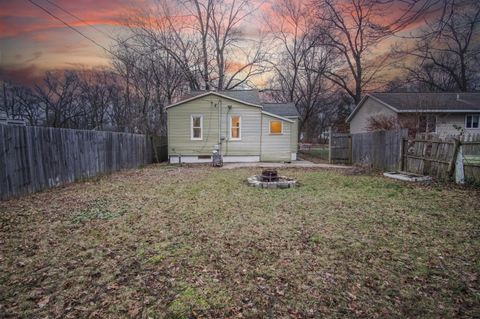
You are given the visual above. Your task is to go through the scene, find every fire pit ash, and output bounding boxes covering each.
[260,169,279,182]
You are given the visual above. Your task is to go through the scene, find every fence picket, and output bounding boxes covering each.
[331,129,407,170]
[0,125,167,200]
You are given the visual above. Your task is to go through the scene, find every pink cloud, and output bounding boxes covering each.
[0,0,138,38]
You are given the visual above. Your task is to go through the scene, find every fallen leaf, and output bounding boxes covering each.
[37,296,50,308]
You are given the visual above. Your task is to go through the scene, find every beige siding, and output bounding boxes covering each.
[398,113,480,137]
[260,114,292,161]
[287,117,299,153]
[223,105,262,156]
[167,96,261,157]
[350,98,398,134]
[435,113,480,137]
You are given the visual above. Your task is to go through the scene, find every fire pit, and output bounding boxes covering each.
[247,169,296,189]
[260,169,279,182]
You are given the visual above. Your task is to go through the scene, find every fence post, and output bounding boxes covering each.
[348,135,352,165]
[328,126,332,164]
[448,138,460,177]
[455,143,465,184]
[399,138,406,171]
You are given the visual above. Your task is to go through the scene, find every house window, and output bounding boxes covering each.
[230,116,241,140]
[418,115,436,133]
[191,115,203,140]
[270,120,283,134]
[466,114,479,129]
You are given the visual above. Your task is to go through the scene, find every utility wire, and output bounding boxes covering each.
[27,0,114,55]
[26,0,159,80]
[28,0,199,87]
[43,0,115,40]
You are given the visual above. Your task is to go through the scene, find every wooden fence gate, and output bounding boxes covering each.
[352,129,407,171]
[327,129,479,182]
[401,133,480,182]
[400,134,457,179]
[329,129,407,170]
[329,132,351,164]
[456,134,480,183]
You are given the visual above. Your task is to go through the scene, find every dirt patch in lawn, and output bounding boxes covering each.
[1,164,479,318]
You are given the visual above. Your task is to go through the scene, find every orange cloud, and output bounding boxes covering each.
[0,0,436,87]
[0,0,138,39]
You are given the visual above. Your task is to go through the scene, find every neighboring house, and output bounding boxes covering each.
[0,111,26,126]
[166,90,299,163]
[347,92,480,136]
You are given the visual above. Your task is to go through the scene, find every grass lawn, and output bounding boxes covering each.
[299,148,329,163]
[1,165,479,318]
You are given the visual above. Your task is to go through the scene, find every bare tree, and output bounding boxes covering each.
[266,0,341,141]
[404,0,480,92]
[126,1,203,91]
[35,71,84,128]
[209,0,267,90]
[184,0,214,89]
[313,0,436,104]
[266,0,318,102]
[77,69,117,130]
[1,82,43,125]
[124,0,267,92]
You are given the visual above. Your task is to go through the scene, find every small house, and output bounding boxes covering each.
[166,90,299,163]
[347,92,480,136]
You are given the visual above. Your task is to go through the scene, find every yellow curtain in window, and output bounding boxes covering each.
[231,116,240,138]
[270,121,282,134]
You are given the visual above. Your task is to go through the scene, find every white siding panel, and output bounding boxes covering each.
[260,114,292,162]
[168,97,261,157]
[169,155,260,164]
[350,98,398,134]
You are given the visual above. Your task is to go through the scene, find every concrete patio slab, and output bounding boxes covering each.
[222,160,352,169]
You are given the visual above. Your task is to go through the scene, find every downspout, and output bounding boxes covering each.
[225,105,231,156]
[260,111,263,161]
[218,99,222,156]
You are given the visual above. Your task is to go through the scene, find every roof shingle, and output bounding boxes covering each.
[370,92,480,111]
[262,103,298,117]
[172,90,299,117]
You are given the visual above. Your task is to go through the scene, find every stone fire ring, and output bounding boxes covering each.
[247,175,297,189]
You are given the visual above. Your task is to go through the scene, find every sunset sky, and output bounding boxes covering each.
[0,0,139,84]
[0,0,433,86]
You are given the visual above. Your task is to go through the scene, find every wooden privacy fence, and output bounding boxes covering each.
[329,131,351,164]
[329,129,407,171]
[151,135,168,163]
[456,134,480,183]
[0,125,160,200]
[401,133,480,182]
[400,134,457,179]
[329,128,480,182]
[352,129,407,171]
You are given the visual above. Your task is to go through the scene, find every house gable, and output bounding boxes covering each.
[347,94,399,123]
[348,95,398,134]
[347,93,480,135]
[167,94,262,158]
[166,91,263,110]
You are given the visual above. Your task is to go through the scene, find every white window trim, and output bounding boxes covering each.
[229,115,242,141]
[269,120,283,135]
[465,114,480,129]
[191,115,203,140]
